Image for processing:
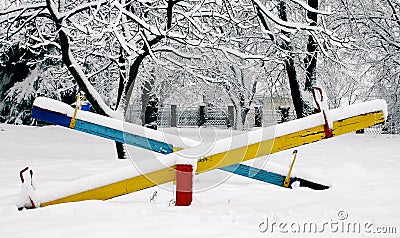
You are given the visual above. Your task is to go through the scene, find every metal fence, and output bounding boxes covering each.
[381,120,399,134]
[177,107,199,127]
[364,120,399,135]
[156,107,171,127]
[129,106,298,128]
[127,105,390,134]
[156,106,229,128]
[363,125,384,134]
[204,108,229,127]
[155,106,295,129]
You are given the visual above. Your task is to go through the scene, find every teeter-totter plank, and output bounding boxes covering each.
[40,166,177,207]
[194,112,385,173]
[32,106,174,154]
[28,98,386,208]
[32,98,330,191]
[220,164,329,190]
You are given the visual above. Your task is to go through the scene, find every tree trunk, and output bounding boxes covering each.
[114,48,128,159]
[141,77,154,125]
[118,0,177,157]
[255,5,311,119]
[285,59,305,118]
[233,106,244,130]
[278,2,304,118]
[122,0,175,110]
[123,54,147,111]
[59,28,128,158]
[115,47,126,110]
[277,1,313,118]
[115,141,127,159]
[235,94,251,130]
[304,0,319,92]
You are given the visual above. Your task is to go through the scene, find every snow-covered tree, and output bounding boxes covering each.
[253,0,347,118]
[4,0,394,133]
[325,0,400,131]
[0,0,266,158]
[0,1,262,113]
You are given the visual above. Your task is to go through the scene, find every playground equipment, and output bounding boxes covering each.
[31,97,329,189]
[19,92,387,209]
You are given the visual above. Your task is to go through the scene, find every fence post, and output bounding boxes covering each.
[198,105,206,126]
[228,105,235,128]
[254,106,262,127]
[170,104,177,127]
[278,106,290,123]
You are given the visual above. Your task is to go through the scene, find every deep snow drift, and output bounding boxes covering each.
[0,124,399,237]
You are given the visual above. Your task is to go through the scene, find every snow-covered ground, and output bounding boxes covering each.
[0,124,399,237]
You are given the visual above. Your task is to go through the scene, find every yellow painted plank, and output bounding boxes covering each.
[196,111,385,173]
[40,111,385,207]
[41,166,177,207]
[333,112,385,136]
[195,126,326,174]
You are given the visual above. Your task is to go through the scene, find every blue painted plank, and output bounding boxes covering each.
[74,120,173,154]
[32,106,173,154]
[75,119,125,143]
[220,164,329,190]
[32,107,71,127]
[220,164,288,187]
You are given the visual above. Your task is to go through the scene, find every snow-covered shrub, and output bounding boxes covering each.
[0,67,39,124]
[0,64,77,125]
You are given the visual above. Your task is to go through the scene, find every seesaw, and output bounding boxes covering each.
[19,96,386,208]
[31,97,330,190]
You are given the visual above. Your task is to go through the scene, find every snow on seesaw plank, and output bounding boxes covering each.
[0,124,399,238]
